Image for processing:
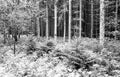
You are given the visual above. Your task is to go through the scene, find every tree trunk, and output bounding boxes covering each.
[8,27,10,39]
[79,0,82,39]
[115,0,118,40]
[100,0,105,46]
[37,17,40,38]
[41,18,43,37]
[31,17,34,35]
[14,40,16,54]
[3,22,6,44]
[54,0,57,41]
[33,15,37,36]
[46,1,49,40]
[91,0,93,38]
[68,0,72,42]
[63,3,66,42]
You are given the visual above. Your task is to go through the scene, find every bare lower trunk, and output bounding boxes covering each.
[37,17,40,38]
[3,22,6,44]
[14,41,16,54]
[100,0,105,46]
[79,0,82,39]
[63,8,66,42]
[46,1,49,40]
[115,0,118,40]
[91,0,93,38]
[68,0,72,42]
[54,0,57,41]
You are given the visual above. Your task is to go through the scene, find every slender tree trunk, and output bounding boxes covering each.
[34,15,37,36]
[54,0,57,41]
[3,21,6,44]
[41,18,43,37]
[91,0,93,38]
[100,0,105,46]
[31,18,33,34]
[33,16,35,35]
[8,27,10,39]
[46,1,49,40]
[37,17,40,38]
[68,0,72,42]
[79,0,82,39]
[14,40,16,54]
[63,3,66,42]
[115,0,118,40]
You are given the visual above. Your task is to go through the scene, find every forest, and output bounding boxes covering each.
[0,0,120,77]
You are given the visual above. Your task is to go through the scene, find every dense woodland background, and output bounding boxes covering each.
[1,0,120,77]
[0,0,120,45]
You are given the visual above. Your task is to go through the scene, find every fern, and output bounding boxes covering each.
[54,47,99,70]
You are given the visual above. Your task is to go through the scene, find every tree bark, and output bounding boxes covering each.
[54,0,57,41]
[115,0,118,40]
[68,0,72,42]
[46,1,49,40]
[33,15,37,36]
[91,0,93,38]
[14,40,16,54]
[37,17,40,38]
[63,3,66,42]
[3,21,6,44]
[100,0,105,46]
[41,18,43,36]
[79,0,82,39]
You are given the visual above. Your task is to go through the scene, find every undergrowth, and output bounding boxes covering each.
[0,37,120,77]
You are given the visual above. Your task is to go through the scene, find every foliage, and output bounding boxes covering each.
[52,38,120,76]
[0,37,120,77]
[54,38,104,71]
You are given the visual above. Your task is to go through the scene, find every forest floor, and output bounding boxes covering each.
[0,35,120,77]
